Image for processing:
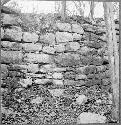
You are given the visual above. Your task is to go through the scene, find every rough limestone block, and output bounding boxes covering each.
[53,80,63,85]
[52,73,63,79]
[25,53,51,63]
[42,64,55,72]
[43,46,55,54]
[1,41,22,50]
[23,32,39,43]
[56,32,73,43]
[76,66,87,74]
[75,74,87,80]
[54,53,81,67]
[26,73,45,78]
[91,56,103,66]
[85,41,102,49]
[83,65,97,75]
[31,97,43,104]
[49,89,64,97]
[102,78,110,85]
[53,67,66,72]
[76,95,87,105]
[1,64,8,79]
[56,22,71,32]
[39,33,55,45]
[2,14,22,25]
[73,33,82,40]
[79,46,97,56]
[27,64,39,73]
[99,34,107,42]
[64,79,85,86]
[1,50,22,64]
[34,79,52,84]
[4,26,22,41]
[72,24,84,34]
[64,72,76,80]
[22,43,42,52]
[54,44,65,52]
[77,112,106,124]
[1,28,4,39]
[19,78,32,88]
[80,55,92,65]
[66,42,80,51]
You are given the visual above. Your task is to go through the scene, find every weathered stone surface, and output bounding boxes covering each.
[1,41,22,50]
[75,74,87,80]
[54,44,65,52]
[56,32,73,43]
[80,56,92,65]
[41,64,55,72]
[53,80,63,85]
[39,33,55,45]
[31,97,43,104]
[72,24,84,34]
[49,89,64,97]
[73,33,82,40]
[54,53,81,67]
[52,72,63,79]
[2,14,22,25]
[1,64,8,79]
[19,78,32,88]
[76,66,87,74]
[83,65,97,75]
[25,53,51,63]
[1,28,4,39]
[8,64,28,70]
[66,42,80,51]
[64,79,85,86]
[27,64,39,73]
[76,95,87,105]
[91,56,103,66]
[23,32,39,43]
[26,73,45,78]
[1,50,22,64]
[85,41,102,49]
[64,72,76,80]
[99,34,107,41]
[34,79,52,84]
[53,67,67,72]
[79,46,97,56]
[77,112,106,123]
[102,78,110,85]
[56,22,71,32]
[43,46,55,54]
[4,26,22,41]
[22,43,42,52]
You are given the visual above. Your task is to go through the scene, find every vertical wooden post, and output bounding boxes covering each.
[103,2,119,122]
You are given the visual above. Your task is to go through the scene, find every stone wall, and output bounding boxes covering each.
[1,12,119,89]
[1,11,119,124]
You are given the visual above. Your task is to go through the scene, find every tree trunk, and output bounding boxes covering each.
[89,1,95,23]
[103,2,119,122]
[61,0,66,21]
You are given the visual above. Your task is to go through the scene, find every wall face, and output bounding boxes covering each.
[1,12,119,124]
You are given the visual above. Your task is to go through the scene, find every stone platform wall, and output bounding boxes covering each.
[1,12,119,93]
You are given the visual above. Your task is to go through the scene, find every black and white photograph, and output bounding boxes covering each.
[1,0,120,124]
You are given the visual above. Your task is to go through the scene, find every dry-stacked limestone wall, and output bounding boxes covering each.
[1,11,119,124]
